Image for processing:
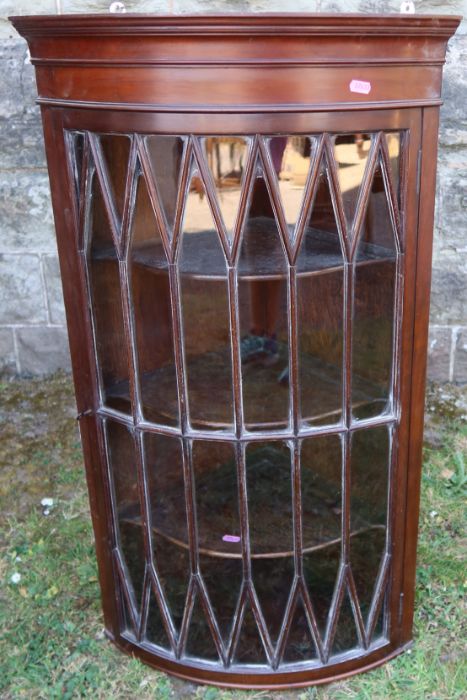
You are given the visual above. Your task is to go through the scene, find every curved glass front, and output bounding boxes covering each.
[70,128,402,670]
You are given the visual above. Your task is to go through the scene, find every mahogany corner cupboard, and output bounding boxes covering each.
[11,12,460,689]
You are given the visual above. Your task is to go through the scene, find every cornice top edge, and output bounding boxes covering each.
[9,13,462,40]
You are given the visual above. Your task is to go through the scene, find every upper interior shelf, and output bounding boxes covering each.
[94,225,395,281]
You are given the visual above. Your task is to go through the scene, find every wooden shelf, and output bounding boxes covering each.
[107,347,384,429]
[93,223,395,281]
[119,443,384,560]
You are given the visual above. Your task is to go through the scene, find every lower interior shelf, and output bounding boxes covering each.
[119,442,384,559]
[107,347,385,429]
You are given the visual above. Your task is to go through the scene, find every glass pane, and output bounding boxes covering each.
[252,557,295,647]
[268,136,314,238]
[69,131,85,206]
[145,587,171,649]
[199,555,242,643]
[235,606,267,665]
[350,426,389,622]
[144,135,186,236]
[202,136,249,243]
[385,132,401,209]
[303,543,341,639]
[106,420,145,611]
[298,168,345,426]
[246,441,293,556]
[283,599,317,663]
[130,174,178,426]
[301,435,342,639]
[246,441,294,644]
[373,605,385,642]
[334,133,372,229]
[352,163,398,420]
[100,134,131,220]
[90,169,114,255]
[121,594,136,636]
[185,596,220,662]
[301,435,342,551]
[193,441,239,555]
[331,590,359,656]
[88,171,129,411]
[238,162,289,430]
[180,169,233,430]
[144,433,190,633]
[193,440,243,641]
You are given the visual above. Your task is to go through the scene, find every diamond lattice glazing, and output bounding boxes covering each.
[68,129,403,669]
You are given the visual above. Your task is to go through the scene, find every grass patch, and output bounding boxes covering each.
[1,375,466,698]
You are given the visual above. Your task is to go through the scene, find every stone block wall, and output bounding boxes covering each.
[0,0,466,380]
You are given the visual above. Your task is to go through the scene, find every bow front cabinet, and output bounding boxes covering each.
[11,13,460,689]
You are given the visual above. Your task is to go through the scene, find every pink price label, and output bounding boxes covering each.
[222,534,241,543]
[349,79,372,95]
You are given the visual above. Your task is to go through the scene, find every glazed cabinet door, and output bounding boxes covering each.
[45,107,422,682]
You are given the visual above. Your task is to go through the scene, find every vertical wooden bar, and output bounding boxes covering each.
[399,107,440,643]
[387,109,423,647]
[40,107,120,638]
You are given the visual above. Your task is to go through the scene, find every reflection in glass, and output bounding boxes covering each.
[246,441,294,644]
[268,136,314,237]
[202,136,249,242]
[298,167,345,426]
[235,606,267,664]
[352,163,398,420]
[106,420,145,611]
[180,169,233,429]
[185,597,220,661]
[238,161,289,430]
[121,595,135,636]
[69,131,85,206]
[334,133,372,229]
[88,171,129,411]
[144,135,186,235]
[301,434,342,644]
[185,443,240,643]
[129,174,178,426]
[246,441,293,556]
[90,168,114,255]
[303,543,341,639]
[385,132,401,209]
[100,134,131,219]
[193,441,239,556]
[199,554,242,643]
[331,590,359,655]
[283,599,317,663]
[145,588,171,649]
[373,606,385,641]
[350,426,389,622]
[301,435,342,550]
[252,557,295,646]
[144,433,190,633]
